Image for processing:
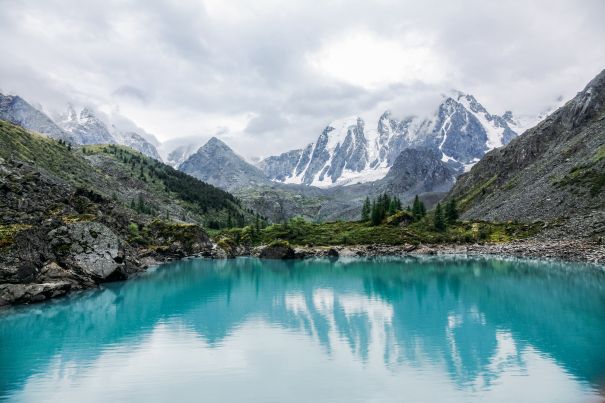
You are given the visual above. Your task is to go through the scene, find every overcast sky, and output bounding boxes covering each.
[1,0,604,158]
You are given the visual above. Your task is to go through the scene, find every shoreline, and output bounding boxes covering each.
[280,239,605,266]
[1,239,603,308]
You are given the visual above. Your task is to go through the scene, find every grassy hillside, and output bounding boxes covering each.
[0,120,264,230]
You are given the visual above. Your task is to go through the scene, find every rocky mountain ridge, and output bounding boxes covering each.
[447,69,605,239]
[259,92,523,188]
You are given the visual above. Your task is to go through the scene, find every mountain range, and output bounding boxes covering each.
[0,94,162,161]
[258,92,522,188]
[0,89,556,222]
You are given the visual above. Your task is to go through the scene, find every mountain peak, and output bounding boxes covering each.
[201,137,235,154]
[206,136,228,146]
[180,136,269,191]
[79,107,96,120]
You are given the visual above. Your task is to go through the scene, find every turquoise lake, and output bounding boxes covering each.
[1,256,605,402]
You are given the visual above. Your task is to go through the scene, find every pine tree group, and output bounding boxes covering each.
[360,193,402,225]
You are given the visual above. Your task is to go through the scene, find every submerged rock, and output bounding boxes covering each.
[0,282,72,306]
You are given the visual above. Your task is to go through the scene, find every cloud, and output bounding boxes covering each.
[112,86,150,104]
[307,29,448,89]
[1,0,604,157]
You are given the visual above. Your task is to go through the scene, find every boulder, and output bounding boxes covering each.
[49,222,123,281]
[259,242,295,259]
[326,248,339,258]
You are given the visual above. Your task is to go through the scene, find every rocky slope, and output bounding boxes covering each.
[259,92,521,188]
[447,69,605,239]
[0,120,259,305]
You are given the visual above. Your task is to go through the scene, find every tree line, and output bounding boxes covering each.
[361,193,459,231]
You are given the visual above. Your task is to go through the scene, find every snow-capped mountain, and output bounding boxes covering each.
[164,143,200,168]
[55,105,162,160]
[510,96,566,134]
[112,129,162,161]
[259,92,522,188]
[56,105,116,145]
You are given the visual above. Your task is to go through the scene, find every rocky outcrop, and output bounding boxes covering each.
[49,222,123,281]
[0,221,141,306]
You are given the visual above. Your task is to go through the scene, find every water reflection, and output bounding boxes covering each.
[1,256,604,402]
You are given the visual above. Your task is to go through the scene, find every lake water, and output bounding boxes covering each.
[1,256,605,403]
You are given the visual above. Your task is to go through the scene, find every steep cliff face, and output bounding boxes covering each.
[257,149,304,182]
[447,69,605,238]
[259,92,521,187]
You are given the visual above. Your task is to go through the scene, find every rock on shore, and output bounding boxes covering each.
[285,240,605,265]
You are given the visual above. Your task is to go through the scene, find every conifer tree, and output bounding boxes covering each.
[434,202,446,231]
[361,197,371,221]
[412,195,422,220]
[445,199,459,224]
[388,198,397,216]
[370,200,381,226]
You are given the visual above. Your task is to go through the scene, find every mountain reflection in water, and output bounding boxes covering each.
[1,256,604,403]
